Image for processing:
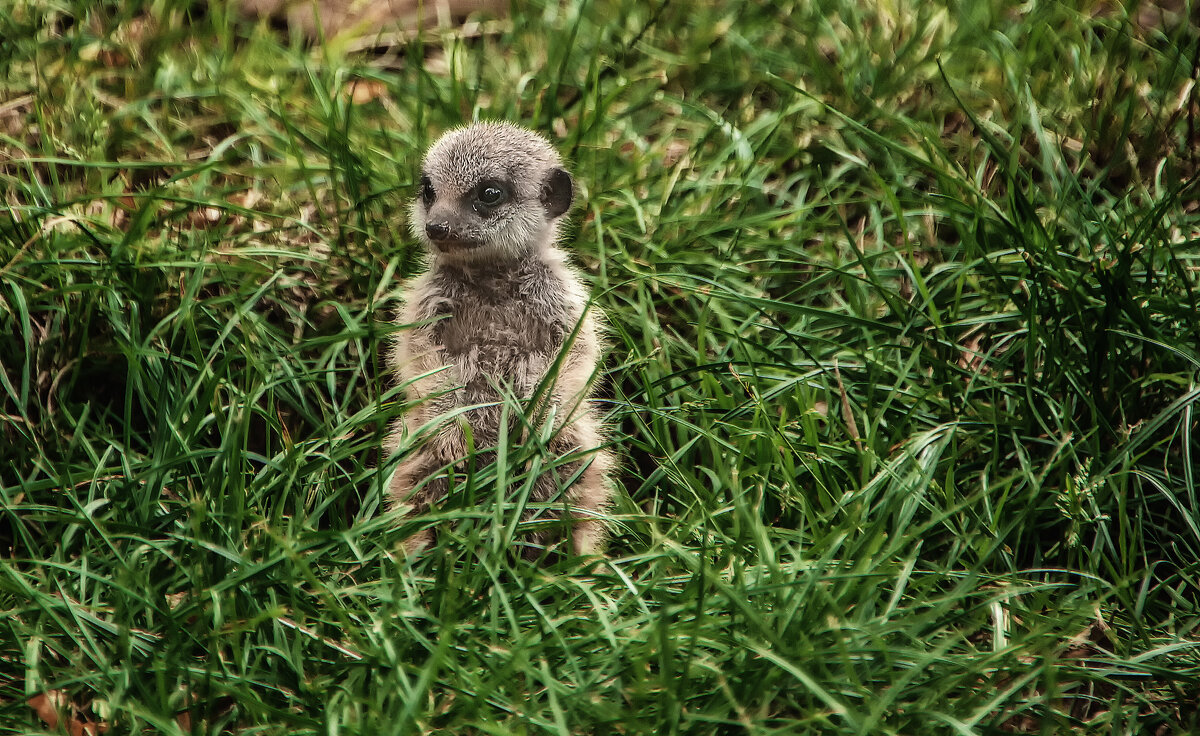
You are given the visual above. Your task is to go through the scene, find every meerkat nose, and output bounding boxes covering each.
[425,221,451,241]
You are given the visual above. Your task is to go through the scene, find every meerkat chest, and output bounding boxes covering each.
[428,261,577,366]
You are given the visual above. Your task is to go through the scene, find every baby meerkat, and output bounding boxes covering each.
[386,121,613,557]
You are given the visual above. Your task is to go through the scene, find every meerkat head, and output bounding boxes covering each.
[411,121,574,262]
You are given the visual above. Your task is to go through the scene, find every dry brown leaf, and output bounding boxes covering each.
[28,691,108,735]
[96,49,129,67]
[1064,614,1113,660]
[72,718,107,736]
[344,79,389,105]
[28,691,65,729]
[185,206,224,229]
[833,362,862,450]
[235,0,506,39]
[228,190,263,210]
[662,139,690,167]
[958,332,986,372]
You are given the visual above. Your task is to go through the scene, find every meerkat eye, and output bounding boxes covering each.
[420,175,435,207]
[475,182,507,208]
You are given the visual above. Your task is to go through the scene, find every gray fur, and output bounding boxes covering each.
[386,121,613,557]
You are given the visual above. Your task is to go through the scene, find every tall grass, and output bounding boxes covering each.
[1,0,1198,733]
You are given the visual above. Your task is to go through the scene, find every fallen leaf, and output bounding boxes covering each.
[28,690,109,735]
[28,691,65,729]
[185,206,224,229]
[344,79,389,105]
[833,362,862,450]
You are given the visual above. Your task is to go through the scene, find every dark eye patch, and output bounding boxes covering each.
[470,179,510,214]
[478,184,504,206]
[420,174,435,207]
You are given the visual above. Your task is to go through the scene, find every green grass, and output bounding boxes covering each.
[2,0,1199,733]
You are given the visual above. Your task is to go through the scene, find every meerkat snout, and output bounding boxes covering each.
[386,121,615,558]
[424,221,451,241]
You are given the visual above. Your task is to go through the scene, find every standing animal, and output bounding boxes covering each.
[385,121,613,557]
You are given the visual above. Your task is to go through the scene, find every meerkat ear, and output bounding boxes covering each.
[540,167,573,219]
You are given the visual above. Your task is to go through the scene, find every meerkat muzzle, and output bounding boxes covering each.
[425,221,483,251]
[425,221,451,240]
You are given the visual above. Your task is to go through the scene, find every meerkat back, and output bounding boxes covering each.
[385,121,614,558]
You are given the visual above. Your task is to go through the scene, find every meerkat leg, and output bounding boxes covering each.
[402,529,436,555]
[571,523,605,557]
[517,442,612,558]
[389,451,451,555]
[567,447,613,556]
[387,450,437,508]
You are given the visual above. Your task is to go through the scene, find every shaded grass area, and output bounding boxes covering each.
[1,0,1199,732]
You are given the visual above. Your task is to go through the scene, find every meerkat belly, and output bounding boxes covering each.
[445,306,561,383]
[437,293,569,414]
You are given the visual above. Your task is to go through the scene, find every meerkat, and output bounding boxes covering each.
[385,121,613,557]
